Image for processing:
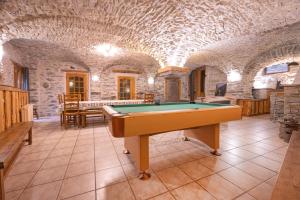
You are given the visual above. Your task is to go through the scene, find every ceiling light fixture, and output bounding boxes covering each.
[227,69,242,82]
[94,43,121,57]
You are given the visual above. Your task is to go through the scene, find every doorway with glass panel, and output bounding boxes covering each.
[66,72,89,101]
[117,76,135,100]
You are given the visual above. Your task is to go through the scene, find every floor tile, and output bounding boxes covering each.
[69,151,94,164]
[8,160,44,176]
[171,182,215,200]
[178,160,214,180]
[156,167,192,190]
[198,156,231,172]
[49,147,73,158]
[248,182,274,200]
[96,181,135,200]
[96,166,126,189]
[95,154,121,171]
[65,160,95,178]
[250,156,282,172]
[150,156,175,172]
[30,165,67,186]
[129,174,167,200]
[183,148,207,159]
[19,181,62,200]
[5,172,35,192]
[235,193,256,200]
[198,174,243,200]
[218,167,262,191]
[17,151,50,163]
[228,148,259,160]
[219,152,245,165]
[263,152,285,162]
[149,192,175,200]
[59,173,95,199]
[63,191,96,200]
[164,151,195,165]
[265,175,278,186]
[5,189,23,200]
[235,161,276,181]
[41,156,70,170]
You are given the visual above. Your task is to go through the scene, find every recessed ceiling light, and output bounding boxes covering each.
[94,43,121,57]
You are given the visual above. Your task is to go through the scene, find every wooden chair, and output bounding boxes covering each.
[80,108,106,128]
[63,94,81,129]
[58,94,64,125]
[144,93,155,104]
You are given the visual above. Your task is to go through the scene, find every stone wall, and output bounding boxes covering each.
[29,61,88,116]
[253,65,300,89]
[0,56,14,86]
[205,67,227,96]
[270,92,284,122]
[284,85,300,124]
[28,61,163,116]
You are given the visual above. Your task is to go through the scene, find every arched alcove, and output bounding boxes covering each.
[242,43,300,96]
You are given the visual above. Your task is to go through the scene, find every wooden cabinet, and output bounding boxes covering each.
[237,98,270,116]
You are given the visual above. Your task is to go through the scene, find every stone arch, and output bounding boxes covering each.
[3,38,90,71]
[242,43,300,95]
[185,50,234,73]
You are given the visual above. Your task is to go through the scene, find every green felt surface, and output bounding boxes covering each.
[112,102,225,114]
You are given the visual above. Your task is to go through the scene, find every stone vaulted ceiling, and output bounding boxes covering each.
[0,0,300,72]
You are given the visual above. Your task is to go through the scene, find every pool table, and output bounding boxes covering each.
[103,102,242,179]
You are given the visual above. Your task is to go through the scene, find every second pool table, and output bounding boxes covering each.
[103,102,242,179]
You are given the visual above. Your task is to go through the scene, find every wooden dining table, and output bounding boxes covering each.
[57,99,145,112]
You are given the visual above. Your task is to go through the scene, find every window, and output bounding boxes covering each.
[117,76,135,100]
[264,63,289,74]
[66,72,89,101]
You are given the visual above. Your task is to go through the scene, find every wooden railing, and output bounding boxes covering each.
[0,85,29,133]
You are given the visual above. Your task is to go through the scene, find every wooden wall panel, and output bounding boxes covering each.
[4,91,12,129]
[11,92,18,124]
[0,86,29,134]
[0,91,5,133]
[236,98,270,117]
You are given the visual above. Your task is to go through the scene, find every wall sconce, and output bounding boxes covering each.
[148,77,154,85]
[92,74,100,82]
[227,70,242,82]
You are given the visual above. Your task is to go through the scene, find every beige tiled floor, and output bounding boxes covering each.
[5,115,287,200]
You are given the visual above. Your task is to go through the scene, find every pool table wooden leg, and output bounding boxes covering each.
[124,135,151,180]
[184,124,221,156]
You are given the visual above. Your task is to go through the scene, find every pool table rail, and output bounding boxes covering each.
[103,104,242,138]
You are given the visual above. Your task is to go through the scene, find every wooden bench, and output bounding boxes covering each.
[0,122,33,200]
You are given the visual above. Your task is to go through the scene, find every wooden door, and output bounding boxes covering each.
[165,77,181,102]
[190,67,205,100]
[117,76,135,100]
[66,72,89,101]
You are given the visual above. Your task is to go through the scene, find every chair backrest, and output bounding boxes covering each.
[63,94,81,113]
[58,94,64,104]
[144,93,154,103]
